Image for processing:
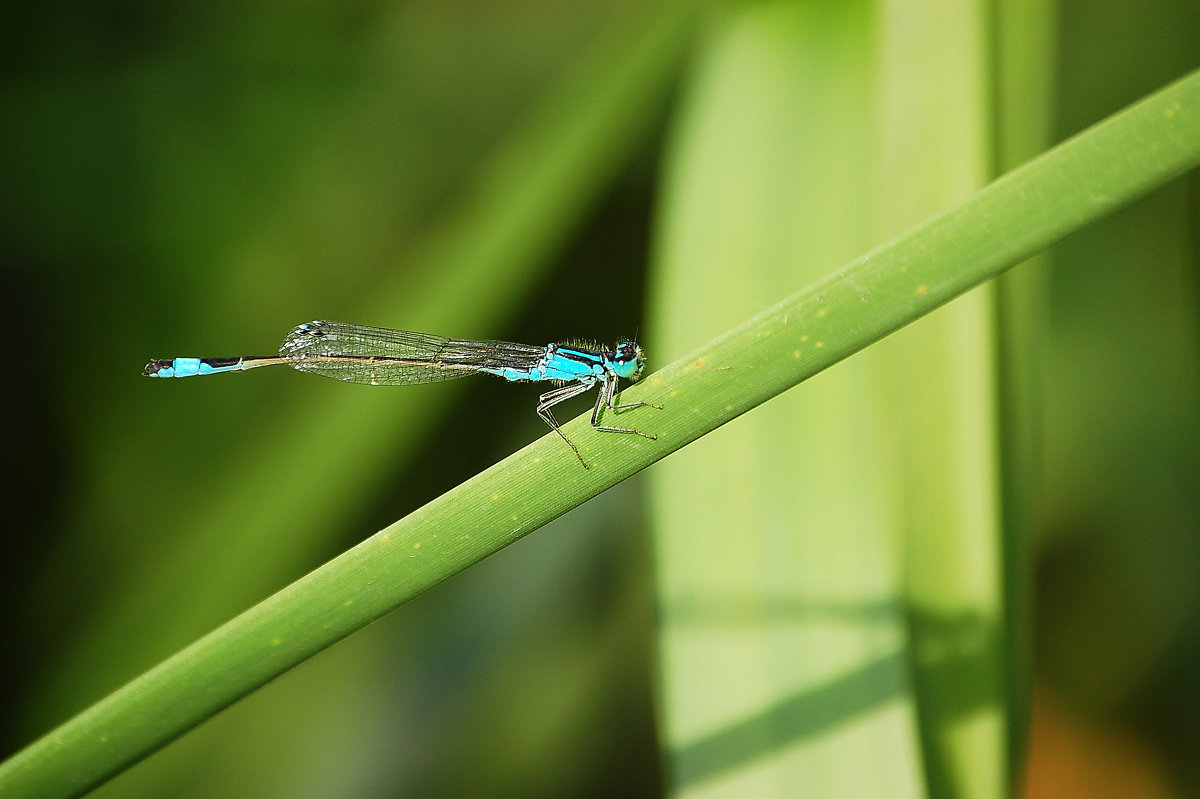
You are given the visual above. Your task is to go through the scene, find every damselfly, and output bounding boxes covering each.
[144,320,660,467]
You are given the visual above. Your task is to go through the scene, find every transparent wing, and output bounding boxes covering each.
[278,321,547,385]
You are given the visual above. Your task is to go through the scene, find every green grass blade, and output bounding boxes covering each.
[1,66,1198,799]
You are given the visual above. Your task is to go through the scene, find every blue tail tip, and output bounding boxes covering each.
[144,360,173,377]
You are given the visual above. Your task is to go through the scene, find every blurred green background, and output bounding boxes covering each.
[2,1,1198,797]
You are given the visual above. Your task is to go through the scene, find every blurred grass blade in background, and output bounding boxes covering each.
[651,1,1008,795]
[650,2,926,796]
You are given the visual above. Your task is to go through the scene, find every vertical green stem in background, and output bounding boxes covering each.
[991,0,1058,786]
[651,0,1016,795]
[877,2,1004,798]
[650,3,928,796]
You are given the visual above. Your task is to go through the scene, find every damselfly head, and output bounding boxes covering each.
[612,341,646,381]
